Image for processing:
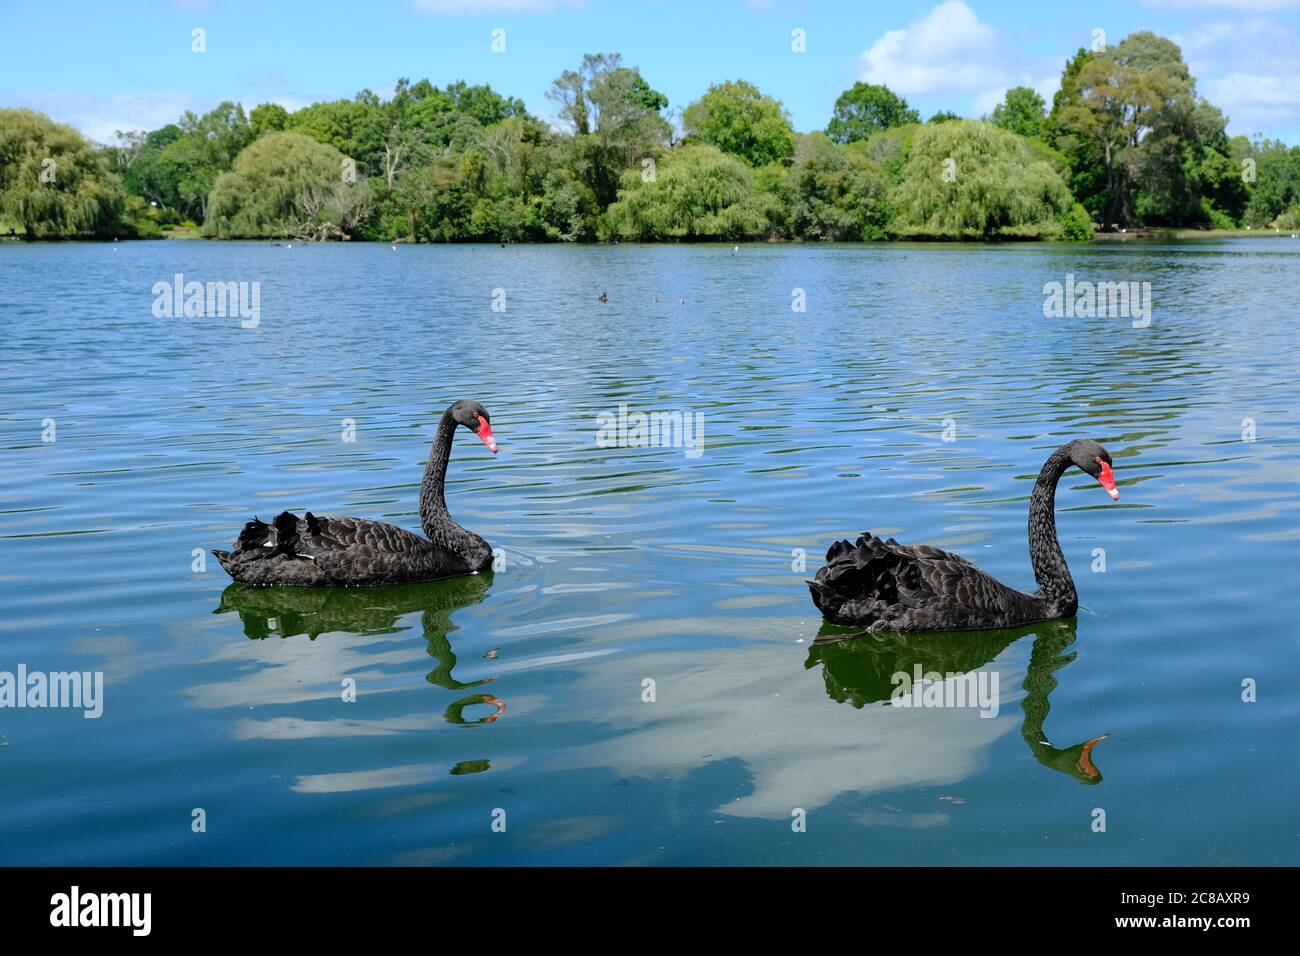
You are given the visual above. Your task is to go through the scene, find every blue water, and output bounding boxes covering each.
[1,238,1297,865]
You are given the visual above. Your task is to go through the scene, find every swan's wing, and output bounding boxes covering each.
[297,513,429,556]
[809,532,1021,629]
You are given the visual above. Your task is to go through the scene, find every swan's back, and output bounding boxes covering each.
[808,533,1046,632]
[213,511,485,587]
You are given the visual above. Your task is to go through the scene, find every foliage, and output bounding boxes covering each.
[990,87,1048,141]
[683,80,795,167]
[604,143,782,240]
[1052,33,1241,229]
[1237,138,1300,227]
[10,32,1300,242]
[888,121,1079,240]
[826,83,920,143]
[204,132,370,239]
[250,103,289,136]
[0,108,125,238]
[789,133,889,240]
[153,102,253,223]
[547,53,671,207]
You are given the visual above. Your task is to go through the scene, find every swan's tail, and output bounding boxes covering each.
[212,512,304,580]
[807,578,846,618]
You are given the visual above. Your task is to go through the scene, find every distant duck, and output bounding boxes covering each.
[598,292,608,302]
[651,296,659,304]
[678,296,686,305]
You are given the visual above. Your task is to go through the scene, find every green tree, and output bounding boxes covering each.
[605,143,782,240]
[1055,33,1221,228]
[250,103,289,136]
[683,80,795,167]
[547,53,671,207]
[205,131,370,239]
[1238,138,1300,226]
[155,102,253,222]
[888,120,1085,240]
[0,108,126,238]
[1049,47,1105,217]
[288,94,385,175]
[990,87,1047,141]
[789,133,889,240]
[826,83,920,144]
[928,111,962,124]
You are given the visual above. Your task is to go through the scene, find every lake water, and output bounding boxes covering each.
[1,238,1296,865]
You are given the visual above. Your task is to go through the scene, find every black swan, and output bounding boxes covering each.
[213,400,498,587]
[809,439,1119,631]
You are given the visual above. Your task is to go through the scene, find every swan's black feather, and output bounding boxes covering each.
[810,532,1047,632]
[214,400,495,588]
[809,439,1117,632]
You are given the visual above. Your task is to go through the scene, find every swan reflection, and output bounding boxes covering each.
[212,573,498,698]
[806,618,1106,784]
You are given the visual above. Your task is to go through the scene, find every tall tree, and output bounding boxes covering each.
[1055,33,1206,227]
[547,53,670,207]
[826,83,920,144]
[155,102,253,222]
[1049,47,1106,217]
[990,87,1047,141]
[682,80,795,167]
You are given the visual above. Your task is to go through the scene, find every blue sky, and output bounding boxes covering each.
[2,0,1298,144]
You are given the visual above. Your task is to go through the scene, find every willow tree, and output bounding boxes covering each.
[604,143,781,240]
[888,120,1088,240]
[0,108,125,238]
[204,132,370,239]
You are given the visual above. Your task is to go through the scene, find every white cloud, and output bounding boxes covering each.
[0,91,201,144]
[1204,72,1300,132]
[0,85,343,144]
[858,1,1008,96]
[1174,18,1300,137]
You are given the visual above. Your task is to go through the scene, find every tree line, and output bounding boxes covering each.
[3,33,1299,243]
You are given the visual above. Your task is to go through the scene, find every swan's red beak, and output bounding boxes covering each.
[1097,460,1118,500]
[475,415,498,454]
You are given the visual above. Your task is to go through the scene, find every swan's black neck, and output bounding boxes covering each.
[1027,445,1078,617]
[417,411,489,570]
[419,410,458,527]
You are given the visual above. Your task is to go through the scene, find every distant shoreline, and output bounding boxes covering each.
[6,228,1294,245]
